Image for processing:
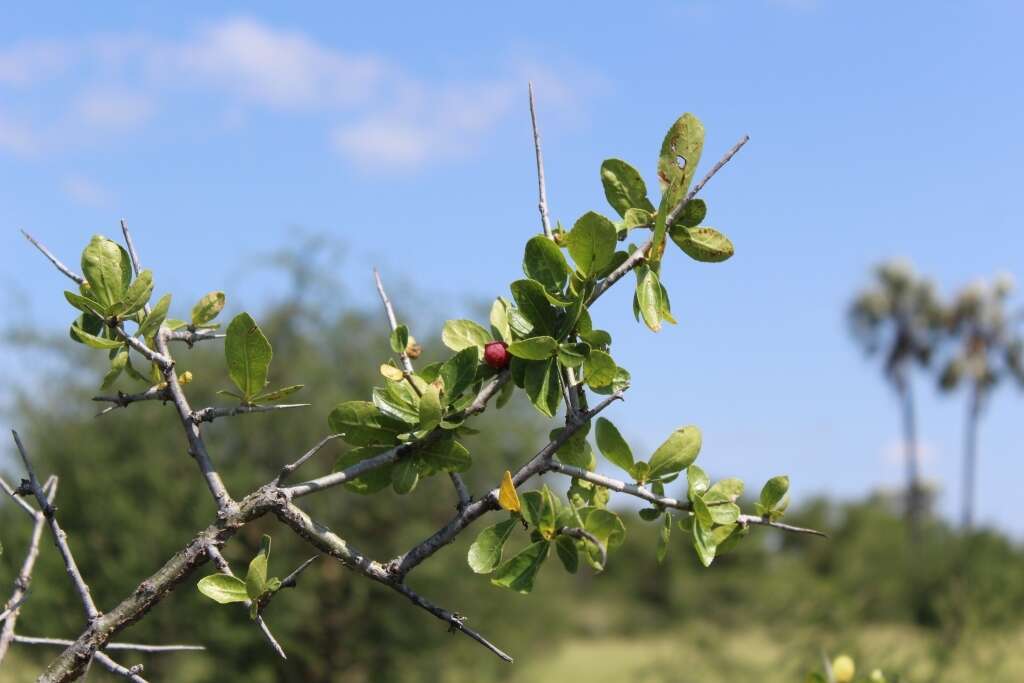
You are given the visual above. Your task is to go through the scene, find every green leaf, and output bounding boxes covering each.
[439,347,479,403]
[373,382,419,424]
[64,290,107,317]
[523,235,570,293]
[566,211,617,276]
[584,508,626,549]
[245,535,271,601]
[672,198,707,228]
[468,519,517,574]
[390,325,409,354]
[687,464,710,501]
[635,267,663,332]
[653,114,705,268]
[579,328,611,349]
[555,534,579,573]
[706,478,744,503]
[557,342,589,368]
[689,515,717,567]
[101,348,129,389]
[647,426,702,479]
[70,324,123,349]
[197,574,249,604]
[601,158,656,217]
[118,270,153,316]
[508,336,557,360]
[137,294,170,339]
[551,425,594,470]
[758,476,790,517]
[630,461,651,483]
[391,457,419,494]
[524,358,561,417]
[418,436,471,474]
[707,501,741,526]
[489,298,512,342]
[225,313,273,402]
[595,418,634,472]
[81,235,132,308]
[692,494,713,530]
[657,512,672,564]
[328,401,405,446]
[418,384,442,432]
[490,540,550,594]
[191,291,226,325]
[520,491,545,529]
[583,349,616,388]
[441,319,490,355]
[670,226,735,263]
[252,385,304,404]
[333,445,393,494]
[622,208,653,230]
[510,279,557,336]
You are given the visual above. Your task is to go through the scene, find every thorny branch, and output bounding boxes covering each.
[11,113,820,683]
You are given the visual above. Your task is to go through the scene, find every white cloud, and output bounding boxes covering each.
[61,175,110,207]
[0,113,38,156]
[0,17,598,171]
[74,88,155,128]
[173,18,385,110]
[0,40,68,85]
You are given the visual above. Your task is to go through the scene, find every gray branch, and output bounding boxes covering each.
[528,82,553,240]
[12,432,100,623]
[92,386,171,416]
[206,544,287,660]
[13,635,204,652]
[93,651,147,682]
[190,403,310,424]
[21,230,85,285]
[276,434,344,484]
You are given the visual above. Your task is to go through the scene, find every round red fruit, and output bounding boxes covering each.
[483,341,510,369]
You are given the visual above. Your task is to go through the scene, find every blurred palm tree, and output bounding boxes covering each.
[849,260,944,531]
[936,273,1024,529]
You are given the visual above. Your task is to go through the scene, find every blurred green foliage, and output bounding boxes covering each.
[3,272,1024,682]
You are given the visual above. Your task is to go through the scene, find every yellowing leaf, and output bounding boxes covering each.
[380,363,404,381]
[498,470,521,513]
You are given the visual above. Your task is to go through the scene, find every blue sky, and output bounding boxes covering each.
[2,2,1023,533]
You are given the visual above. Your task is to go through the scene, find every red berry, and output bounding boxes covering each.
[483,341,510,370]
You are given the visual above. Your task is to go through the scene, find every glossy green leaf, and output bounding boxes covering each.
[490,540,549,594]
[64,290,106,317]
[101,348,129,389]
[373,383,418,424]
[441,319,490,355]
[757,476,790,518]
[508,336,557,360]
[191,291,226,325]
[600,159,655,217]
[523,235,570,293]
[670,226,735,263]
[566,211,617,276]
[70,324,123,349]
[418,436,471,474]
[584,508,626,549]
[687,464,710,501]
[707,501,741,526]
[689,515,717,567]
[524,358,561,417]
[225,313,272,402]
[635,267,663,332]
[418,384,442,432]
[706,478,744,503]
[647,426,702,479]
[391,457,419,494]
[554,534,579,574]
[583,349,617,388]
[692,494,713,530]
[656,512,672,564]
[137,294,170,339]
[550,425,594,470]
[595,418,634,472]
[333,445,393,495]
[439,347,479,403]
[197,574,248,604]
[245,535,271,601]
[328,401,405,446]
[81,235,132,308]
[489,298,512,342]
[118,270,153,316]
[557,342,590,368]
[390,325,409,354]
[510,279,557,336]
[468,518,517,574]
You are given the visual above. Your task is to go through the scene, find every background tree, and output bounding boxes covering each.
[936,274,1024,529]
[848,261,944,530]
